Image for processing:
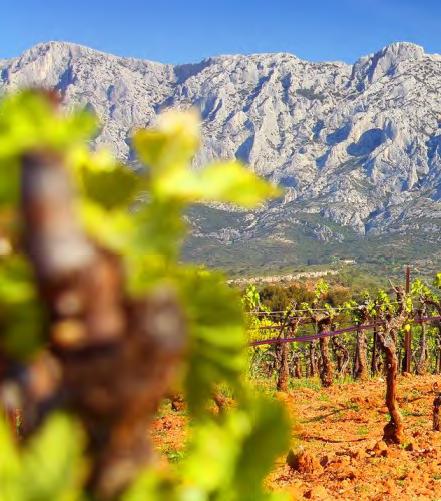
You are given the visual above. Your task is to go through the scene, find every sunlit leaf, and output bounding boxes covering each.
[0,256,45,358]
[233,397,290,499]
[22,414,85,500]
[0,158,19,207]
[80,166,139,210]
[0,417,21,501]
[0,91,96,159]
[182,397,290,501]
[181,271,247,416]
[0,414,84,501]
[122,470,180,501]
[153,161,280,208]
[133,109,200,171]
[78,200,134,253]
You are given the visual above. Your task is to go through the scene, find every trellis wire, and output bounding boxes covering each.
[246,301,402,315]
[249,315,441,347]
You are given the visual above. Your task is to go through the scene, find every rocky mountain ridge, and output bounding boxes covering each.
[2,41,441,272]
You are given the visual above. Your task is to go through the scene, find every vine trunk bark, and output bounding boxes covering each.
[277,342,289,391]
[309,341,319,378]
[416,312,428,375]
[318,319,334,387]
[382,340,404,443]
[354,327,368,380]
[17,148,186,497]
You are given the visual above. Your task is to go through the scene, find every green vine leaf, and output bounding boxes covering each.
[182,271,247,417]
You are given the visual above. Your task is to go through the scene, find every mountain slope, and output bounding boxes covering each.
[2,41,441,274]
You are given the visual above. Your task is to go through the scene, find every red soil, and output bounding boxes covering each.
[151,374,441,500]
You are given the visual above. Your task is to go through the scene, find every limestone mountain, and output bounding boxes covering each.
[2,41,441,274]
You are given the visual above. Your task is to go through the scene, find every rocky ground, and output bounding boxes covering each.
[151,374,441,500]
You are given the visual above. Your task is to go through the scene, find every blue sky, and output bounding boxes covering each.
[1,0,440,63]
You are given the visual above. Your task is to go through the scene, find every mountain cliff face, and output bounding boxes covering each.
[2,41,441,273]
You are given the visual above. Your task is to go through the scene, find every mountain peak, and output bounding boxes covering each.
[376,41,425,61]
[352,41,425,87]
[20,40,107,59]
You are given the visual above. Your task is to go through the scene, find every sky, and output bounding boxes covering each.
[1,0,440,64]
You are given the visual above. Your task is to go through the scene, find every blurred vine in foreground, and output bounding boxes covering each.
[0,91,289,500]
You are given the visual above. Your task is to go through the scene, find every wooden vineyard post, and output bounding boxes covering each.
[416,307,428,375]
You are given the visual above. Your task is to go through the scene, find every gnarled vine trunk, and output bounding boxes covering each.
[436,325,441,374]
[331,336,350,377]
[372,333,384,376]
[371,327,379,375]
[15,148,186,497]
[376,290,407,445]
[277,342,289,391]
[354,327,368,380]
[416,310,428,375]
[290,351,302,378]
[276,315,297,391]
[381,338,404,443]
[317,318,334,387]
[294,356,302,378]
[319,337,334,387]
[309,341,319,377]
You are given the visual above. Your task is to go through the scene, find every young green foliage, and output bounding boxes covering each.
[0,255,44,358]
[124,395,290,501]
[0,414,84,501]
[0,91,289,500]
[181,271,248,416]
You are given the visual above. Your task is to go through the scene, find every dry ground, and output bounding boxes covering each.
[151,374,441,500]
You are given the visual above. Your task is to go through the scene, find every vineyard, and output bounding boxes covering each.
[2,90,441,500]
[148,275,441,500]
[245,274,441,444]
[151,274,441,499]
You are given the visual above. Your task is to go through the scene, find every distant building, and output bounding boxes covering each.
[340,259,356,265]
